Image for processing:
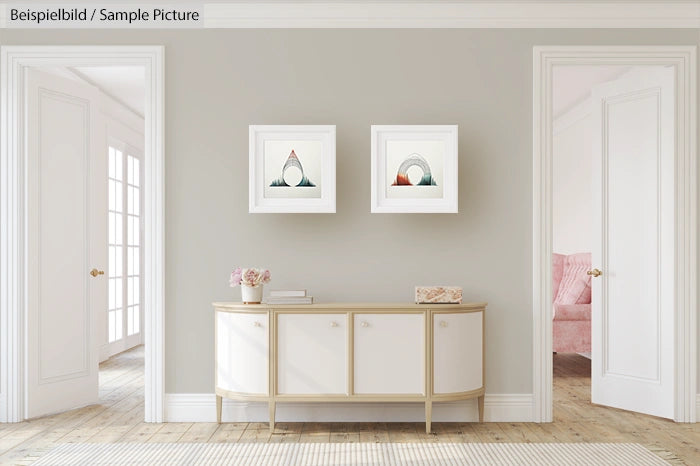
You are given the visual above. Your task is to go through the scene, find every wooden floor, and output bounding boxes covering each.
[0,348,698,465]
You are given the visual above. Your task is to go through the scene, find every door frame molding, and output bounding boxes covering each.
[0,46,165,422]
[532,45,697,422]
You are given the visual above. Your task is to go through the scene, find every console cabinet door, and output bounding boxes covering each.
[216,311,268,394]
[433,311,483,394]
[277,313,347,395]
[354,313,424,394]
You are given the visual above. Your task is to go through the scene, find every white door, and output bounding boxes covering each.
[590,66,674,419]
[26,69,105,418]
[354,313,424,394]
[277,314,346,395]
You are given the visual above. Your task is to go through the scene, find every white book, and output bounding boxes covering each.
[264,296,314,304]
[268,290,307,297]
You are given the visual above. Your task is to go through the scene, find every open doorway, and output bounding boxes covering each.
[551,65,631,416]
[0,46,164,424]
[552,63,677,418]
[24,65,145,418]
[533,46,697,424]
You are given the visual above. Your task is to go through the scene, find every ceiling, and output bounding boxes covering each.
[552,65,631,118]
[71,66,145,117]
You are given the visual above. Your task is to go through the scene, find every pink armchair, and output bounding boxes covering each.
[552,253,591,353]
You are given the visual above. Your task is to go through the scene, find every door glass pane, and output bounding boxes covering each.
[108,179,115,211]
[132,246,139,275]
[127,216,139,246]
[115,309,123,340]
[132,157,140,187]
[114,213,122,245]
[114,246,122,276]
[109,147,115,179]
[128,186,140,215]
[127,216,133,245]
[132,280,139,306]
[133,305,139,334]
[114,277,122,309]
[109,311,115,343]
[114,181,123,213]
[115,150,123,181]
[108,246,115,277]
[108,278,116,310]
[127,307,134,336]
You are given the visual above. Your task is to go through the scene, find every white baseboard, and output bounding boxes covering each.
[696,394,700,422]
[165,393,533,423]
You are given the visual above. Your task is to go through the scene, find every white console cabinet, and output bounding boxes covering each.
[213,302,486,433]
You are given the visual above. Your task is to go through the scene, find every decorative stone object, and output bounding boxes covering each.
[415,286,463,304]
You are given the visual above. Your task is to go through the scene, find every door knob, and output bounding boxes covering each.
[587,268,602,277]
[90,268,105,277]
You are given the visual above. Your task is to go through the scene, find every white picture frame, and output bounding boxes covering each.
[371,125,458,213]
[249,125,336,213]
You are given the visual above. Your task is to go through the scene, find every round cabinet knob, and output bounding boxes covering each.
[440,321,448,328]
[361,321,369,328]
[329,321,338,328]
[253,321,262,327]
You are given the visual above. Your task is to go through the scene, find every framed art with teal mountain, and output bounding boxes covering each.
[249,125,336,213]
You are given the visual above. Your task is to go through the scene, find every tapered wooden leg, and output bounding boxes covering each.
[425,400,432,434]
[216,395,222,423]
[269,400,276,432]
[478,395,484,422]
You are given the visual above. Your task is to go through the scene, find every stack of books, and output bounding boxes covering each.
[263,290,314,305]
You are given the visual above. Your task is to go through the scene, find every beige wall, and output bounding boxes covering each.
[1,29,698,396]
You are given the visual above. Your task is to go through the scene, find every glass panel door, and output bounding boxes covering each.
[107,141,143,354]
[126,154,141,337]
[108,147,124,344]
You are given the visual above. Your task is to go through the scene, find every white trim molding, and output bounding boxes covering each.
[202,2,700,29]
[165,393,533,423]
[532,46,697,423]
[0,46,165,423]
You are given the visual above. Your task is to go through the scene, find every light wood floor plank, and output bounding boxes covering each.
[1,348,698,465]
[178,423,219,443]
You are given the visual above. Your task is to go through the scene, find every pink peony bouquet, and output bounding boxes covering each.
[229,267,271,288]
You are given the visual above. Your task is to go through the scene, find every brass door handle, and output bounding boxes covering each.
[587,268,602,277]
[90,268,105,277]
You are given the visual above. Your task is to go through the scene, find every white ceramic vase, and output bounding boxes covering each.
[241,285,263,304]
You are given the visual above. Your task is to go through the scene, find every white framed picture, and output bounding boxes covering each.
[371,125,458,213]
[249,125,336,213]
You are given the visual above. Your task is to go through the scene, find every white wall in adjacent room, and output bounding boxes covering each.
[553,102,593,255]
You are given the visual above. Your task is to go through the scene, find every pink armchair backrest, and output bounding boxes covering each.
[552,252,592,305]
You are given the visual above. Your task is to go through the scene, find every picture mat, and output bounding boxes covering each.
[385,140,445,199]
[263,140,322,199]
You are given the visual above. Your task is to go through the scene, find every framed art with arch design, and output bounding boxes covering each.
[249,125,336,213]
[371,125,458,213]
